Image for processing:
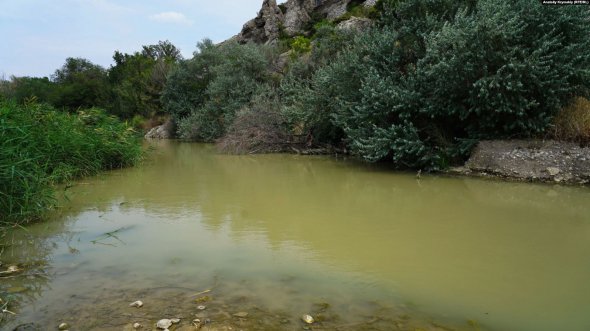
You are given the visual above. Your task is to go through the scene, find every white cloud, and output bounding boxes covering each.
[149,11,193,26]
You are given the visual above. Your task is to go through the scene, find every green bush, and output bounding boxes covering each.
[280,25,354,145]
[109,40,182,119]
[290,36,312,57]
[0,102,142,227]
[295,0,590,169]
[166,40,275,141]
[51,57,110,110]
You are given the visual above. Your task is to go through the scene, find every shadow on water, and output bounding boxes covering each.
[1,141,590,330]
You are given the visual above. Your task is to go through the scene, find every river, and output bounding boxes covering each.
[1,141,590,331]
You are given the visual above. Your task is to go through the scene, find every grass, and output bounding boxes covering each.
[552,97,590,145]
[0,101,142,229]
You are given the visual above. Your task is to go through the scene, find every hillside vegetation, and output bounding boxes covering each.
[2,0,589,172]
[166,0,590,169]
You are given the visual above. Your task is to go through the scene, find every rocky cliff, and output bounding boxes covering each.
[237,0,375,44]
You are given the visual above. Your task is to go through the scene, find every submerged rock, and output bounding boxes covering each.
[301,314,314,324]
[156,319,172,329]
[129,300,143,308]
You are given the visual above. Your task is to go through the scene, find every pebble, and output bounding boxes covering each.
[301,314,314,324]
[197,305,207,310]
[156,319,172,329]
[58,323,69,330]
[133,323,142,329]
[129,300,144,308]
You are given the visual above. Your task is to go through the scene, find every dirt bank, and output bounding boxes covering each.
[449,140,590,185]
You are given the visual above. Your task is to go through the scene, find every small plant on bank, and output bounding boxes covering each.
[290,36,312,58]
[552,97,590,146]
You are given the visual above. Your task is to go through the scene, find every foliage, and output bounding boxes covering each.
[216,93,290,154]
[280,25,355,145]
[9,76,56,105]
[552,97,590,145]
[0,101,142,227]
[109,40,182,119]
[167,40,275,141]
[292,0,590,169]
[162,39,224,122]
[51,57,110,110]
[290,36,312,57]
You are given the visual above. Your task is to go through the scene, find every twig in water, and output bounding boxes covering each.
[191,289,212,297]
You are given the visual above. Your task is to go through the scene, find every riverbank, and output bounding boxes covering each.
[448,140,590,185]
[146,128,590,186]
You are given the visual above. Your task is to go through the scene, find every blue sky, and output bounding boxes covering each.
[0,0,275,78]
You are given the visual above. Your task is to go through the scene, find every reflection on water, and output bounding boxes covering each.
[2,141,590,331]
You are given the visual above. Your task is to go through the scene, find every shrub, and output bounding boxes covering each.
[171,41,275,141]
[216,94,290,154]
[302,0,590,169]
[280,25,354,146]
[290,36,312,57]
[552,97,590,145]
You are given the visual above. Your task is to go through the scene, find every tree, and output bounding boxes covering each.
[108,40,182,118]
[9,76,56,104]
[51,57,109,110]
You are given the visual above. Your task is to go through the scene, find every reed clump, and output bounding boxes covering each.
[552,97,590,146]
[0,101,142,228]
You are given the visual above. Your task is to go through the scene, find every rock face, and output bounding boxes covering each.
[282,0,352,36]
[145,119,174,139]
[458,140,590,185]
[237,0,284,44]
[238,0,376,44]
[336,16,373,32]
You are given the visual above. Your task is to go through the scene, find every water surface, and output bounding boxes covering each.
[2,141,590,330]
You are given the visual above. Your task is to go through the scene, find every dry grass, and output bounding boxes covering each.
[552,97,590,145]
[216,103,290,154]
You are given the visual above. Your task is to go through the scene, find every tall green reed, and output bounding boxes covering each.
[0,101,142,228]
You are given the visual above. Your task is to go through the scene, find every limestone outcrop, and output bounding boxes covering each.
[237,0,284,44]
[237,0,376,45]
[336,16,373,32]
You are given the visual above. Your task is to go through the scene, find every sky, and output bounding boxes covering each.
[0,0,276,78]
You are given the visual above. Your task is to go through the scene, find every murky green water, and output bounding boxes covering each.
[2,141,590,331]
